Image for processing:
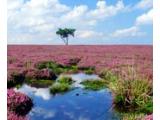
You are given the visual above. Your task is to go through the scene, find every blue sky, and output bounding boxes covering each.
[8,0,153,45]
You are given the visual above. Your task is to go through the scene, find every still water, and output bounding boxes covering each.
[17,73,120,120]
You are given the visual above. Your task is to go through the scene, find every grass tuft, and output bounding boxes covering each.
[57,76,74,85]
[100,67,153,114]
[81,79,106,90]
[50,83,70,94]
[26,79,54,88]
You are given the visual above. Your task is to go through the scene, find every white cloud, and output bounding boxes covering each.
[76,30,104,39]
[8,0,126,44]
[134,0,152,10]
[111,27,145,38]
[110,9,152,39]
[136,9,153,25]
[88,0,125,20]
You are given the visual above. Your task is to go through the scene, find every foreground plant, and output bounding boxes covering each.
[7,89,33,116]
[112,79,152,113]
[100,67,153,118]
[120,113,145,120]
[8,71,25,88]
[8,111,28,120]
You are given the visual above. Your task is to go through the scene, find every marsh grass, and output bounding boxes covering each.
[113,79,152,113]
[35,61,64,74]
[99,66,153,116]
[78,66,95,74]
[57,76,74,85]
[119,113,145,120]
[35,61,79,74]
[24,61,32,69]
[8,72,25,88]
[26,79,54,88]
[35,61,95,75]
[81,80,106,90]
[50,83,71,94]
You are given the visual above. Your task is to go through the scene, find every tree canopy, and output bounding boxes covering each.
[56,28,76,45]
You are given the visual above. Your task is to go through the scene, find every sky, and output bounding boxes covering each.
[7,0,153,45]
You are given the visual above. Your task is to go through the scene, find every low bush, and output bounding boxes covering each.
[8,71,25,88]
[78,66,95,74]
[7,89,33,116]
[50,83,71,94]
[81,80,106,90]
[100,68,153,114]
[57,76,74,85]
[26,79,54,88]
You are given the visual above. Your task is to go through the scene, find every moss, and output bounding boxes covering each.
[57,76,74,85]
[78,66,95,74]
[81,80,106,90]
[26,79,54,88]
[50,83,71,94]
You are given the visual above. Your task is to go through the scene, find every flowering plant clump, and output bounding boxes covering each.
[7,89,33,116]
[24,68,57,80]
[8,111,28,120]
[7,71,25,88]
[35,68,57,80]
[65,57,81,66]
[144,114,153,120]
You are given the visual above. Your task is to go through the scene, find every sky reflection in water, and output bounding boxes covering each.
[17,73,119,120]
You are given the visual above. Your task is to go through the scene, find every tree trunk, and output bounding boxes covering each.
[66,37,68,45]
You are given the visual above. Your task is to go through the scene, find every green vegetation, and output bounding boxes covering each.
[35,61,64,75]
[50,83,71,94]
[57,76,74,85]
[35,61,95,75]
[35,61,79,75]
[99,68,153,118]
[113,79,152,113]
[8,72,25,88]
[50,75,74,94]
[84,68,95,74]
[78,66,95,74]
[26,79,54,88]
[56,28,76,45]
[119,113,145,120]
[81,80,106,90]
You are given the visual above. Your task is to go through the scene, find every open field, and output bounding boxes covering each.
[7,45,153,120]
[8,45,152,79]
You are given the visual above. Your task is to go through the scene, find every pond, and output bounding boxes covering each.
[16,73,120,120]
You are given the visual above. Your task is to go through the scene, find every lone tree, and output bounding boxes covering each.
[56,28,76,45]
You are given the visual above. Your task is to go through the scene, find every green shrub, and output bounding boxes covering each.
[81,80,106,90]
[26,79,54,88]
[35,61,79,74]
[112,79,152,113]
[99,69,118,83]
[50,83,70,94]
[78,66,95,74]
[57,76,74,85]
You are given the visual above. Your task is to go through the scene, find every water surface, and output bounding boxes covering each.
[17,73,119,120]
